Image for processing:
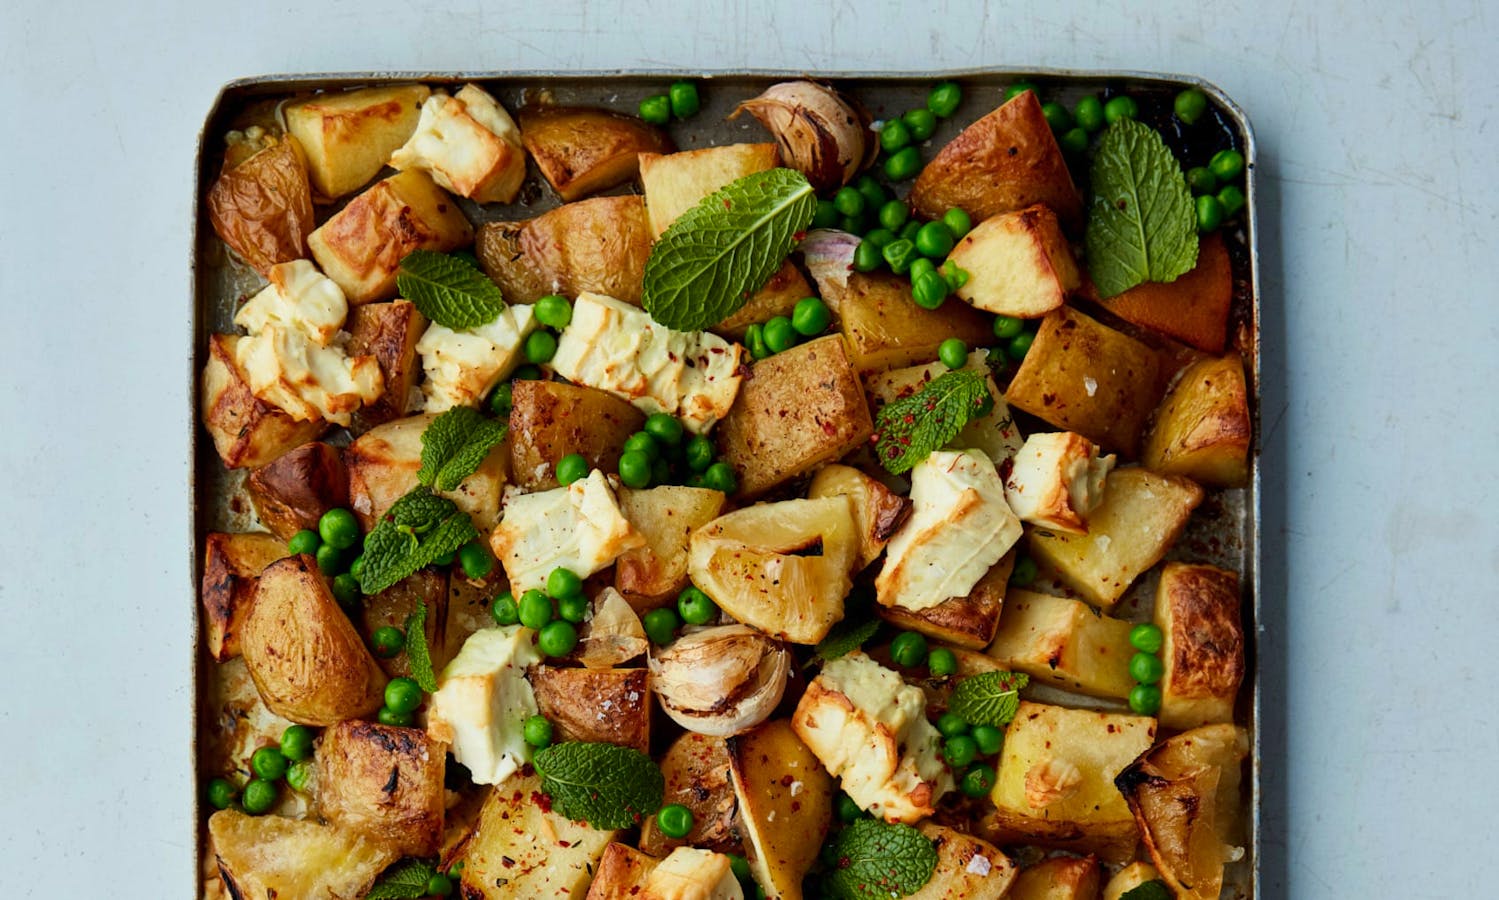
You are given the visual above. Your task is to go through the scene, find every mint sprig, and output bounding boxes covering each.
[1084,119,1199,298]
[814,618,880,664]
[872,370,990,474]
[642,168,817,331]
[418,407,508,491]
[357,488,478,595]
[823,819,937,900]
[532,742,665,830]
[396,250,505,330]
[404,602,438,692]
[1120,881,1172,900]
[948,670,1029,727]
[365,858,438,899]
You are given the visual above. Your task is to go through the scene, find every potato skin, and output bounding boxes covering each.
[346,300,427,430]
[1143,353,1252,488]
[528,666,651,753]
[518,106,672,201]
[508,380,646,490]
[246,441,348,541]
[476,195,652,306]
[201,334,326,469]
[1005,855,1101,900]
[206,134,315,276]
[200,532,287,661]
[1155,562,1244,729]
[316,720,446,857]
[712,261,812,339]
[359,568,449,680]
[614,486,727,611]
[823,271,993,375]
[639,732,742,857]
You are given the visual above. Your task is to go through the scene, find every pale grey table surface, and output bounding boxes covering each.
[2,0,1494,896]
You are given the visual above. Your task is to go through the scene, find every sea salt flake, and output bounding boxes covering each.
[966,854,993,876]
[1083,376,1098,397]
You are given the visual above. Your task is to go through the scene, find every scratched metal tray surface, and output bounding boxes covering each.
[192,69,1260,899]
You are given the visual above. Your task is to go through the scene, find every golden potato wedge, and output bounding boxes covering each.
[307,169,473,304]
[508,380,646,491]
[346,300,426,430]
[615,485,727,610]
[1102,862,1161,900]
[283,83,430,199]
[877,553,1011,651]
[1026,467,1204,609]
[907,823,1017,900]
[863,350,1024,466]
[947,204,1080,318]
[316,720,446,857]
[1006,855,1101,900]
[712,261,814,339]
[1155,562,1244,730]
[1115,725,1249,900]
[1094,231,1234,353]
[639,732,742,857]
[807,464,910,571]
[476,195,653,306]
[1005,306,1162,457]
[639,142,780,236]
[909,90,1084,229]
[821,271,994,375]
[201,333,326,469]
[727,719,833,900]
[714,335,874,497]
[246,441,349,541]
[1142,353,1252,488]
[206,132,315,276]
[359,568,449,680]
[209,809,399,900]
[985,589,1135,700]
[389,83,527,204]
[345,413,509,531]
[586,843,661,900]
[200,532,287,661]
[984,701,1155,864]
[458,771,618,900]
[519,106,672,201]
[528,666,651,753]
[240,555,386,725]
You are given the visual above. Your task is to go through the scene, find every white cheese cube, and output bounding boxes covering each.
[1003,432,1116,534]
[389,84,527,204]
[490,469,645,593]
[425,626,541,786]
[235,326,382,426]
[642,848,744,900]
[235,260,349,346]
[415,304,537,412]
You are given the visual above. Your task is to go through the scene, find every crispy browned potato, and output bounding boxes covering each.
[457,772,618,899]
[638,142,780,236]
[360,569,449,679]
[245,441,348,541]
[714,335,874,497]
[1155,562,1244,730]
[614,486,727,611]
[1095,231,1234,354]
[283,84,430,198]
[346,413,509,531]
[984,588,1135,700]
[206,133,315,276]
[946,204,1080,318]
[1005,855,1101,900]
[346,300,427,430]
[907,823,1018,900]
[822,271,993,374]
[727,720,834,900]
[200,532,287,661]
[201,334,326,469]
[585,843,661,899]
[808,464,911,571]
[476,195,653,305]
[307,169,473,304]
[1142,353,1252,488]
[528,666,651,753]
[712,261,813,339]
[877,553,1011,650]
[639,732,742,857]
[209,809,398,900]
[1005,306,1163,457]
[316,720,446,857]
[909,91,1083,229]
[518,106,672,201]
[240,555,386,725]
[508,380,647,490]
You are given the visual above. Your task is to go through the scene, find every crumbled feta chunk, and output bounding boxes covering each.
[425,626,541,786]
[490,469,645,592]
[415,304,537,412]
[389,84,526,204]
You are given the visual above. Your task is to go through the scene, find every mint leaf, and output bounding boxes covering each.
[815,617,880,664]
[532,742,665,830]
[1120,881,1172,900]
[824,819,937,900]
[365,858,437,899]
[418,407,508,491]
[873,370,990,474]
[358,488,478,595]
[643,168,817,331]
[948,670,1029,727]
[396,250,505,330]
[404,602,437,692]
[1084,119,1198,298]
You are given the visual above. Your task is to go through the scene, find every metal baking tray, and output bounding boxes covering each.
[192,69,1260,899]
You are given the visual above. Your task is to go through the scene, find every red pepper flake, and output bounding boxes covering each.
[531,791,553,813]
[793,230,807,241]
[558,840,571,848]
[780,774,795,786]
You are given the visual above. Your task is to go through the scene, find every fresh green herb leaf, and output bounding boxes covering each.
[365,858,438,900]
[948,670,1029,727]
[396,250,506,330]
[815,618,880,663]
[643,168,817,331]
[532,742,665,830]
[418,407,508,492]
[1084,119,1199,298]
[823,818,938,900]
[873,370,990,474]
[357,488,478,595]
[1119,881,1172,900]
[403,602,438,692]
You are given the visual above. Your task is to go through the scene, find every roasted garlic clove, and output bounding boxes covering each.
[734,81,874,191]
[648,625,790,737]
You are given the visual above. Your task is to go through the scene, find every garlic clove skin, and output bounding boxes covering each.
[648,624,791,737]
[734,81,874,192]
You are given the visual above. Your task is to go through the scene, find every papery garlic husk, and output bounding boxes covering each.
[574,587,649,669]
[734,81,875,191]
[797,228,861,299]
[648,624,791,737]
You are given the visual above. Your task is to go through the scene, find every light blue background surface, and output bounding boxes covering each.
[2,1,1495,895]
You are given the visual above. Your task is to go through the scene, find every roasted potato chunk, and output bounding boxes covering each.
[1096,231,1234,354]
[807,464,910,571]
[283,83,430,198]
[640,732,742,857]
[346,300,426,430]
[246,441,348,541]
[615,485,727,610]
[908,824,1017,900]
[209,809,398,900]
[240,555,386,725]
[528,666,651,753]
[476,195,653,306]
[877,553,1011,651]
[1006,854,1101,900]
[585,843,661,900]
[1142,353,1252,488]
[712,261,815,339]
[1155,563,1245,729]
[909,90,1083,229]
[201,333,326,469]
[507,380,646,490]
[206,132,315,276]
[639,142,780,236]
[200,532,287,661]
[360,569,449,680]
[946,204,1080,318]
[519,106,672,201]
[821,271,994,375]
[346,413,509,531]
[728,719,834,900]
[985,589,1136,700]
[458,772,618,900]
[714,335,874,497]
[316,720,446,857]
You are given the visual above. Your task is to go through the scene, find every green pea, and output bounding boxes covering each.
[835,792,864,823]
[331,573,360,609]
[853,238,885,273]
[426,873,455,897]
[378,707,415,727]
[1172,87,1209,125]
[432,549,455,567]
[669,81,701,118]
[650,458,671,487]
[487,381,514,416]
[812,198,839,229]
[763,316,797,354]
[899,219,923,243]
[961,764,996,798]
[839,211,869,235]
[459,542,494,580]
[1129,683,1163,715]
[315,543,347,575]
[1104,95,1139,124]
[285,759,313,793]
[1186,166,1219,195]
[927,80,963,118]
[251,746,288,782]
[1074,96,1105,132]
[873,202,907,234]
[206,777,237,810]
[941,262,970,292]
[240,778,278,815]
[371,625,405,658]
[915,221,955,258]
[703,461,737,494]
[883,146,922,182]
[287,529,320,557]
[1009,555,1038,587]
[278,725,315,762]
[833,186,866,217]
[537,620,579,657]
[729,853,752,882]
[1004,82,1038,102]
[791,297,832,336]
[618,449,653,488]
[910,270,949,310]
[518,589,553,630]
[1130,652,1165,685]
[318,508,360,550]
[943,735,978,768]
[908,257,937,286]
[880,117,912,153]
[385,677,423,715]
[937,339,969,371]
[643,607,681,645]
[1041,101,1074,132]
[534,294,572,329]
[524,330,558,364]
[856,175,888,212]
[928,646,959,676]
[645,413,685,446]
[546,567,584,601]
[882,238,918,274]
[657,803,695,839]
[992,315,1024,340]
[511,363,543,382]
[902,108,937,141]
[890,630,928,668]
[677,586,718,625]
[863,227,896,250]
[557,594,589,624]
[1209,148,1245,181]
[942,208,972,241]
[555,452,589,486]
[349,554,366,580]
[685,434,715,473]
[524,714,554,748]
[1007,331,1034,361]
[971,724,1004,756]
[1059,126,1089,154]
[1217,185,1247,218]
[639,94,671,125]
[745,323,771,359]
[491,591,519,626]
[937,712,969,738]
[1196,194,1225,233]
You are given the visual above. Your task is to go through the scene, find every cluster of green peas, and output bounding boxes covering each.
[883,630,1002,799]
[1125,623,1166,715]
[205,724,315,816]
[638,584,719,646]
[743,295,833,360]
[1188,149,1247,233]
[844,198,973,312]
[490,566,589,657]
[578,413,736,493]
[873,79,965,182]
[637,80,702,125]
